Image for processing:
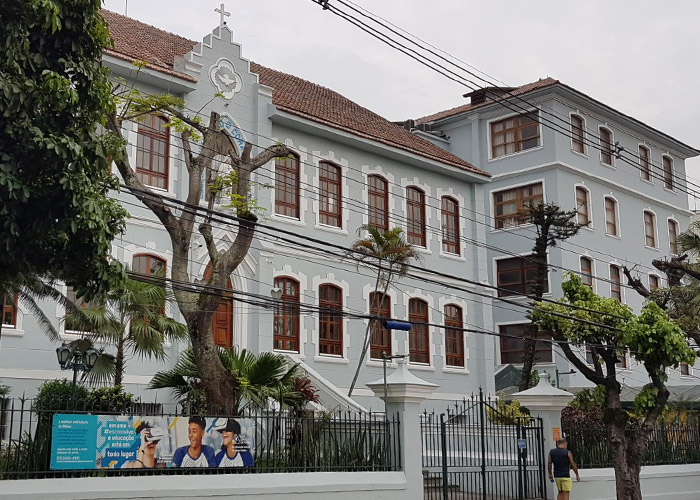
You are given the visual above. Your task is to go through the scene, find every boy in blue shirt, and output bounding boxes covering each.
[171,416,216,467]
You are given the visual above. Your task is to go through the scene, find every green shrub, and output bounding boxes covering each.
[486,397,530,425]
[85,385,134,413]
[33,379,89,412]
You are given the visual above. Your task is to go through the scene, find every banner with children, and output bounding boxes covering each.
[50,413,255,470]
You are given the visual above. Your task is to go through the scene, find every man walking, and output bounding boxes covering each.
[548,437,580,500]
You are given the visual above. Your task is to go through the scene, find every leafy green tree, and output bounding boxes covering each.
[64,276,188,386]
[530,274,695,500]
[0,0,126,299]
[149,347,316,415]
[347,226,421,396]
[106,78,291,414]
[519,202,584,391]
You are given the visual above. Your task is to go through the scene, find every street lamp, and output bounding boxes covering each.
[56,343,99,410]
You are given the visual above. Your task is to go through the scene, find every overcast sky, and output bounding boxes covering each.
[104,0,700,207]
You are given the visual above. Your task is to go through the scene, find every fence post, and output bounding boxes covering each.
[367,357,438,500]
[440,413,448,500]
[512,378,574,500]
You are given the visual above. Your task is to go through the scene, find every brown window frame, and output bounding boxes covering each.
[369,292,391,360]
[319,161,342,227]
[406,187,426,247]
[580,256,593,287]
[408,298,430,364]
[575,186,590,225]
[571,115,585,154]
[663,156,674,190]
[490,111,540,159]
[2,293,18,328]
[318,284,343,357]
[680,362,690,376]
[639,145,651,181]
[444,304,464,367]
[649,275,659,291]
[604,197,618,236]
[644,211,656,248]
[499,324,552,365]
[273,276,300,352]
[599,127,614,166]
[496,255,547,297]
[441,196,460,255]
[135,115,169,190]
[368,175,389,231]
[275,153,301,218]
[610,265,622,302]
[493,182,543,229]
[668,219,679,255]
[132,254,166,314]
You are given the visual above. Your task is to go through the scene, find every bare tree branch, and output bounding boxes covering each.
[557,339,607,385]
[622,266,650,299]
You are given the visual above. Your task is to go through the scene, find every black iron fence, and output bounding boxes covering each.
[565,425,700,469]
[0,397,401,479]
[422,391,545,500]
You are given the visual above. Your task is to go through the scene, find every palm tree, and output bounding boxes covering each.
[347,225,421,397]
[148,347,313,414]
[64,276,188,386]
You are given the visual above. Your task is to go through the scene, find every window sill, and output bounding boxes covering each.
[605,233,622,240]
[580,225,594,232]
[487,145,543,162]
[644,245,660,252]
[443,366,470,375]
[439,251,465,262]
[314,223,348,235]
[640,178,654,185]
[1,327,23,337]
[367,359,396,368]
[490,222,536,234]
[571,150,588,159]
[663,187,677,195]
[270,214,305,226]
[599,161,616,170]
[680,374,694,379]
[274,348,305,359]
[413,246,432,255]
[408,363,435,372]
[314,355,349,365]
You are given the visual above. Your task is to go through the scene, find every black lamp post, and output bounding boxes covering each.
[56,343,98,410]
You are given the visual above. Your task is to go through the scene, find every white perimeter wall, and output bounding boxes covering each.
[571,465,700,500]
[0,471,407,500]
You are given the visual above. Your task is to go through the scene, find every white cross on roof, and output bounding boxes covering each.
[215,4,230,29]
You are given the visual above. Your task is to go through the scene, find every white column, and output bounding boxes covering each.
[513,378,574,500]
[366,358,438,500]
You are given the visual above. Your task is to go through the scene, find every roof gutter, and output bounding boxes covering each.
[103,53,198,94]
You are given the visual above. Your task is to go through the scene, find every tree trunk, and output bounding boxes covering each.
[348,274,384,397]
[114,335,125,387]
[518,336,537,391]
[610,445,643,500]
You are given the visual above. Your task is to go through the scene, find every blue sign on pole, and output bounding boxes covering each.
[50,414,98,470]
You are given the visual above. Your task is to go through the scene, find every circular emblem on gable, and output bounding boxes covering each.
[209,58,243,100]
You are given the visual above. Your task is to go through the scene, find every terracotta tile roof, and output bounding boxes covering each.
[102,11,488,177]
[250,63,488,176]
[417,78,559,124]
[101,10,197,82]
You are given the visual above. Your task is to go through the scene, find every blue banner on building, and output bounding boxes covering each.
[50,414,255,470]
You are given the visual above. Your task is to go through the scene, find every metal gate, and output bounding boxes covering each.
[421,389,546,500]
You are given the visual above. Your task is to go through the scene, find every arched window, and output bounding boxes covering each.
[204,264,233,349]
[275,152,300,218]
[610,265,622,302]
[663,156,674,190]
[599,127,614,166]
[2,293,17,328]
[571,115,585,154]
[369,292,391,359]
[668,219,679,255]
[580,256,593,287]
[444,304,464,367]
[367,175,389,230]
[649,275,659,291]
[319,284,343,356]
[604,197,618,236]
[441,196,460,255]
[643,211,656,248]
[319,161,342,227]
[639,145,651,181]
[136,115,169,189]
[575,186,590,225]
[273,277,300,352]
[406,187,426,246]
[408,298,429,364]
